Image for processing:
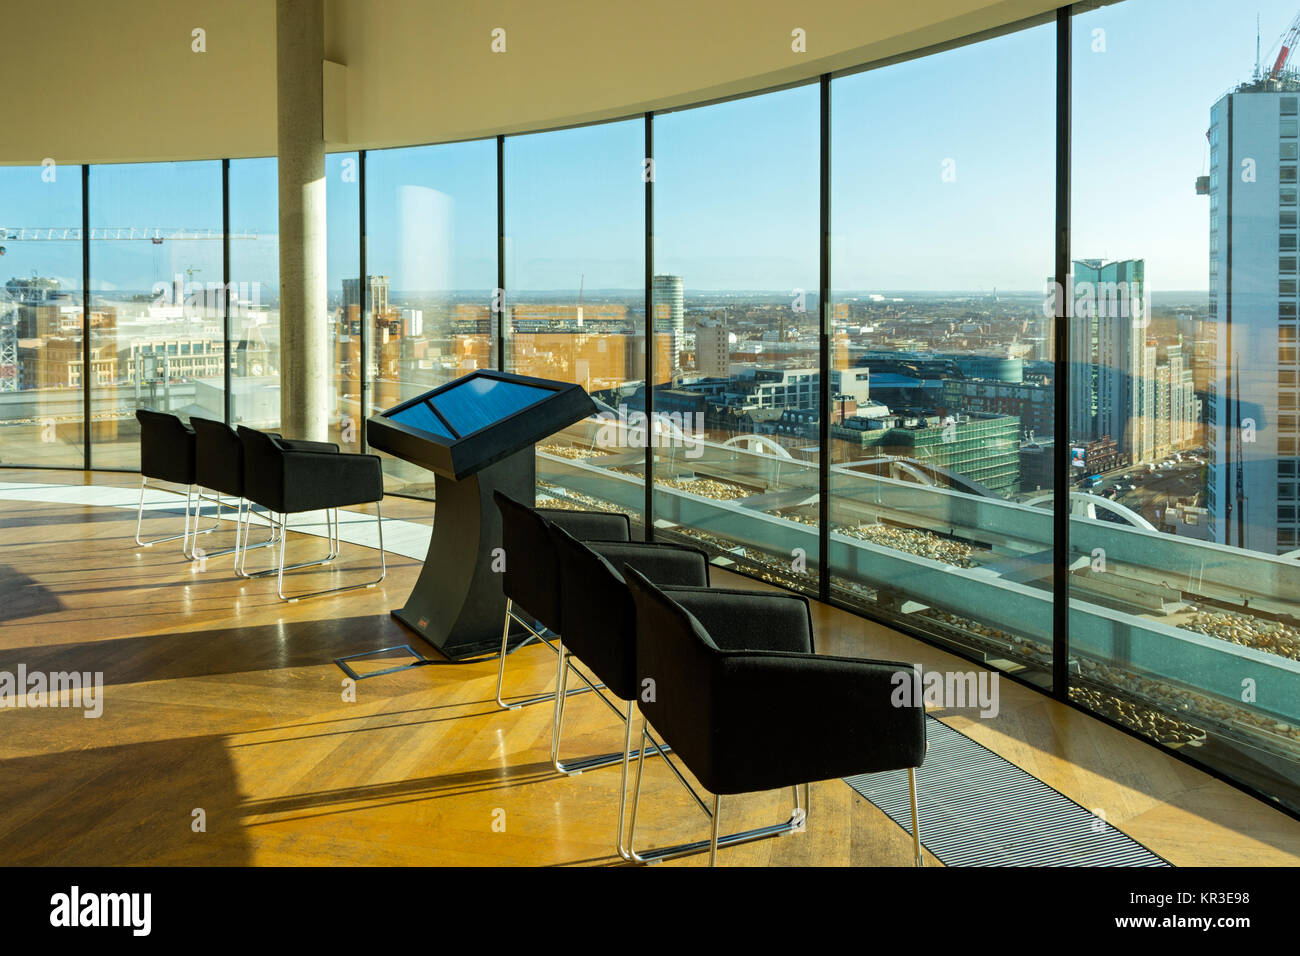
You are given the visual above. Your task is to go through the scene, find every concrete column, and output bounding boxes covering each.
[276,0,327,441]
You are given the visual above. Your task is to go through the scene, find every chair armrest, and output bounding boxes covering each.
[540,507,631,542]
[281,451,383,512]
[278,438,340,453]
[662,587,813,653]
[712,652,926,790]
[591,541,709,587]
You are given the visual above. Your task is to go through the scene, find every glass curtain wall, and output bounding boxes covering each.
[503,120,646,529]
[827,22,1057,686]
[227,157,281,430]
[0,164,85,467]
[651,86,821,588]
[88,161,224,468]
[365,140,497,496]
[1,0,1298,815]
[1071,0,1300,812]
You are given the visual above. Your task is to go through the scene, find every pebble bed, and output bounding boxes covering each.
[535,464,1299,757]
[1178,609,1300,662]
[538,443,600,460]
[919,610,1300,753]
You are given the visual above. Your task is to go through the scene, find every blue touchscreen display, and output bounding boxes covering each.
[387,400,454,439]
[430,376,552,436]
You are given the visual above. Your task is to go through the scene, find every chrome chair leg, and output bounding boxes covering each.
[493,604,600,711]
[247,510,336,579]
[183,489,227,559]
[193,498,270,561]
[495,600,522,710]
[236,505,282,578]
[552,648,661,777]
[908,766,924,867]
[622,714,808,865]
[710,794,722,867]
[134,477,195,548]
[274,503,387,602]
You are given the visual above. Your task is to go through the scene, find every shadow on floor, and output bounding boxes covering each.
[0,734,251,865]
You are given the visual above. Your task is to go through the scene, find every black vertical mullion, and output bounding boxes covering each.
[1052,5,1072,700]
[644,112,655,541]
[1226,99,1239,549]
[81,165,91,471]
[497,135,506,373]
[818,74,831,603]
[359,150,368,452]
[222,159,232,426]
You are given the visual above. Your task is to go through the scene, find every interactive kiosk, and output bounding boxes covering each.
[365,370,597,660]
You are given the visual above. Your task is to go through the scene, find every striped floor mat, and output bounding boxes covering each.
[844,716,1170,866]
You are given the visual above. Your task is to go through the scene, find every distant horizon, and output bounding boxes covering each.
[56,286,1214,301]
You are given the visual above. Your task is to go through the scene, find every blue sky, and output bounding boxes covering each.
[2,0,1296,296]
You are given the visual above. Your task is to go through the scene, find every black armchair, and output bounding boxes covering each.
[134,408,201,552]
[189,416,339,564]
[235,425,386,601]
[491,491,631,710]
[548,523,710,858]
[624,567,927,866]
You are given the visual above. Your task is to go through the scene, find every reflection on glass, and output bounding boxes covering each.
[503,120,646,528]
[829,23,1055,684]
[327,152,362,455]
[0,165,85,467]
[229,157,280,429]
[651,85,820,591]
[365,140,496,495]
[1071,0,1300,813]
[88,161,223,469]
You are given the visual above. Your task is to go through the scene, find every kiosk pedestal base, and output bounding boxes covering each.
[392,448,535,660]
[336,450,537,678]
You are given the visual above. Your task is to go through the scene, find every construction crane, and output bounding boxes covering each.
[0,227,259,248]
[1267,11,1300,79]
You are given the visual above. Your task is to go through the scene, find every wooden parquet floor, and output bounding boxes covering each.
[1,469,1297,866]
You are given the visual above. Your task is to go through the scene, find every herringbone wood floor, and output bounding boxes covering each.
[1,469,1297,866]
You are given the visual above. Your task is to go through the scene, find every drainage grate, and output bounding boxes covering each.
[844,716,1170,867]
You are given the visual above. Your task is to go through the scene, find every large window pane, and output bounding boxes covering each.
[503,120,646,528]
[0,165,84,467]
[87,162,223,468]
[229,157,281,430]
[653,86,820,587]
[327,152,362,454]
[1072,0,1300,812]
[366,140,496,496]
[829,24,1056,684]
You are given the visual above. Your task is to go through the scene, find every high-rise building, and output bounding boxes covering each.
[343,275,390,317]
[653,274,684,378]
[695,318,729,378]
[1069,258,1153,464]
[1206,81,1299,553]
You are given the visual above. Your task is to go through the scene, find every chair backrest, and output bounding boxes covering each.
[549,524,639,700]
[493,491,563,635]
[190,416,243,497]
[625,566,720,775]
[236,425,285,512]
[135,408,195,485]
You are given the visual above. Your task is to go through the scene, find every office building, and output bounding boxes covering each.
[1207,76,1299,554]
[653,274,684,378]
